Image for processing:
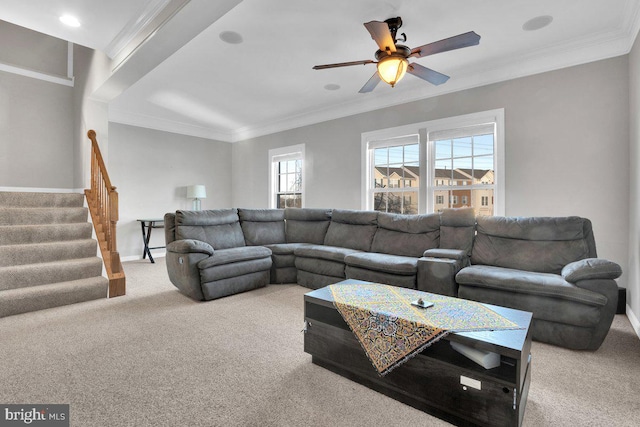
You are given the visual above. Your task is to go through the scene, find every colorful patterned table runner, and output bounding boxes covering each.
[329,283,522,375]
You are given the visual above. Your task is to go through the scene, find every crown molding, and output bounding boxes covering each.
[109,107,235,142]
[104,0,175,59]
[623,0,640,51]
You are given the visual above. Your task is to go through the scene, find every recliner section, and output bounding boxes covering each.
[165,208,272,301]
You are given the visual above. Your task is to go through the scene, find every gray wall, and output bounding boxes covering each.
[233,56,630,293]
[629,34,640,328]
[0,21,75,189]
[108,123,232,259]
[0,20,68,77]
[72,44,112,189]
[0,71,75,188]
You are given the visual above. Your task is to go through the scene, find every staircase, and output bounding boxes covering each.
[0,191,108,318]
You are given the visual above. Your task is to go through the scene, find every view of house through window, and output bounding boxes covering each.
[362,110,503,216]
[430,123,495,216]
[371,137,419,214]
[269,144,304,208]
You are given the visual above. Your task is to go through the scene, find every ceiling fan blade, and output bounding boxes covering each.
[407,63,450,85]
[364,20,396,53]
[313,60,375,70]
[359,72,381,93]
[410,31,480,58]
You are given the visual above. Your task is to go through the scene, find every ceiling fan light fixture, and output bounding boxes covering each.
[377,55,408,87]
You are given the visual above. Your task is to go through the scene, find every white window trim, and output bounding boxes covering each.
[268,144,305,209]
[365,134,421,214]
[361,109,505,215]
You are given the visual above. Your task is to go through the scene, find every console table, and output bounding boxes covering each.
[137,219,165,263]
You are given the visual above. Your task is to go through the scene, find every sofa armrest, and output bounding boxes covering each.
[165,249,211,301]
[166,239,214,256]
[417,256,467,297]
[561,258,622,283]
[423,248,469,261]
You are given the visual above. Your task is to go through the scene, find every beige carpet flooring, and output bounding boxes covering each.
[1,258,639,426]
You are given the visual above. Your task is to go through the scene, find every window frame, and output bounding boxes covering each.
[361,109,505,215]
[268,144,305,209]
[366,135,422,214]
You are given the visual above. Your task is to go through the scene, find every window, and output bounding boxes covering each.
[367,136,420,214]
[269,144,304,208]
[362,109,504,215]
[430,123,496,215]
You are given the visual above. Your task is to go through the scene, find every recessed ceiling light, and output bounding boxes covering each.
[219,31,243,44]
[324,84,341,91]
[522,15,553,31]
[59,15,81,28]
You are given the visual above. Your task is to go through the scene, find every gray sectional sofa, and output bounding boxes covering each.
[164,207,621,350]
[456,216,621,350]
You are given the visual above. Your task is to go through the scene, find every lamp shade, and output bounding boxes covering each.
[377,56,408,87]
[187,185,206,199]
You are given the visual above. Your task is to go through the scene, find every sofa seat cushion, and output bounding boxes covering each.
[344,252,418,276]
[266,243,313,269]
[198,246,272,269]
[200,258,273,283]
[296,257,346,278]
[456,265,607,307]
[266,242,314,255]
[294,245,361,263]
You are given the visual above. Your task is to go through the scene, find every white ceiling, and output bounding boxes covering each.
[2,0,640,142]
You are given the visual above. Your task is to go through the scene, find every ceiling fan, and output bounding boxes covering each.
[313,17,480,93]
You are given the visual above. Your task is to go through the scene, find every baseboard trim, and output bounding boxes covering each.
[0,186,84,193]
[121,251,166,262]
[627,305,640,341]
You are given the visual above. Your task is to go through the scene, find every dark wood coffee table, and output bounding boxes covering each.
[303,280,532,427]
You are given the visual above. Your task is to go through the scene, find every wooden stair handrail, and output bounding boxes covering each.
[85,130,126,297]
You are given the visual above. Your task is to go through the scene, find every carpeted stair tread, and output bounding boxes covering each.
[0,207,88,226]
[0,191,108,318]
[0,240,98,267]
[0,191,84,208]
[0,276,108,318]
[0,223,93,245]
[0,257,103,291]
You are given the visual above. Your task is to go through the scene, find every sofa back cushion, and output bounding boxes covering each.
[472,216,596,274]
[285,208,332,244]
[324,209,378,251]
[174,209,245,250]
[238,208,286,246]
[371,212,440,257]
[164,213,177,245]
[439,208,476,255]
